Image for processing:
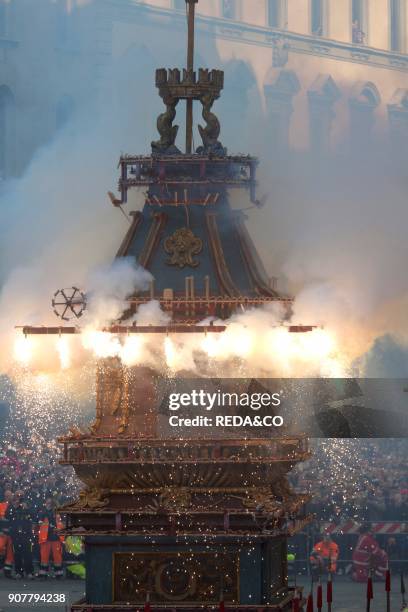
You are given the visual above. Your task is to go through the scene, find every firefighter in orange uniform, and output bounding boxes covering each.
[0,490,14,577]
[310,534,339,578]
[0,519,14,578]
[0,490,13,519]
[38,498,65,579]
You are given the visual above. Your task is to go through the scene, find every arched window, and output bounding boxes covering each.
[308,74,341,154]
[56,95,75,130]
[268,0,287,28]
[352,0,366,44]
[387,89,408,151]
[0,85,15,179]
[390,0,402,51]
[352,0,363,26]
[0,1,7,37]
[311,0,325,36]
[264,69,300,154]
[222,0,236,20]
[349,81,381,148]
[221,59,256,149]
[173,0,186,10]
[56,2,68,45]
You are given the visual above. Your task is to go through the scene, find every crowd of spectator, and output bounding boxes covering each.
[0,445,79,516]
[0,444,80,579]
[291,439,408,523]
[287,440,408,573]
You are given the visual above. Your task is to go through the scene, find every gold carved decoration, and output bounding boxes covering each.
[272,477,295,500]
[67,426,86,439]
[64,487,110,510]
[90,359,131,435]
[113,552,239,604]
[147,487,192,512]
[241,486,281,513]
[160,487,191,510]
[164,227,202,268]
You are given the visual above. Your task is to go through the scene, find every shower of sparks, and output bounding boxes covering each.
[200,334,219,358]
[13,335,34,367]
[82,329,121,358]
[226,326,254,359]
[6,367,94,440]
[0,366,96,500]
[56,336,71,370]
[121,335,143,366]
[12,323,346,377]
[164,336,177,369]
[291,439,385,520]
[4,303,360,517]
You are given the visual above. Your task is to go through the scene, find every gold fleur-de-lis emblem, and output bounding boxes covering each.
[164,227,202,268]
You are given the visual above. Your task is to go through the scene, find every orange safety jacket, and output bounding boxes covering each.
[38,515,65,544]
[310,541,339,571]
[0,502,8,519]
[0,534,8,556]
[0,533,14,566]
[0,501,12,566]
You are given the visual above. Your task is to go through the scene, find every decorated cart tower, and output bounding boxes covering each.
[26,1,312,609]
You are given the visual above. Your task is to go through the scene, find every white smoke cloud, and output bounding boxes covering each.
[131,300,171,327]
[247,151,408,373]
[84,258,152,328]
[0,23,159,376]
[356,335,408,378]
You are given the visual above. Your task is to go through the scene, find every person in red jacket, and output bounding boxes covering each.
[0,490,13,518]
[352,523,388,582]
[0,490,14,577]
[37,499,65,579]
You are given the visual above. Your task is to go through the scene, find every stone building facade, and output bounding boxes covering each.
[0,0,407,178]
